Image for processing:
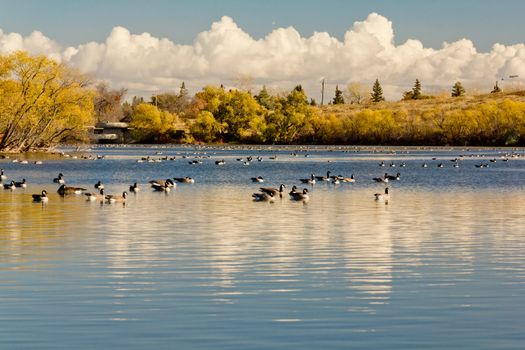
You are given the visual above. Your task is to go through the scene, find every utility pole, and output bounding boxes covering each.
[321,79,325,106]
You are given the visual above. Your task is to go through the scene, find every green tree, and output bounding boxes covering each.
[451,81,466,97]
[491,81,501,94]
[371,79,385,102]
[332,85,345,104]
[412,79,422,99]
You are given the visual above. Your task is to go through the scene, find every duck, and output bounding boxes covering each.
[85,188,105,201]
[173,177,195,184]
[94,181,104,190]
[386,173,400,181]
[151,182,171,192]
[53,173,65,184]
[105,191,128,203]
[32,190,49,203]
[3,180,16,190]
[251,176,264,183]
[299,174,316,185]
[252,192,275,202]
[315,171,332,182]
[129,182,140,192]
[260,184,286,197]
[0,169,6,181]
[14,179,27,188]
[57,184,86,195]
[374,187,390,202]
[373,173,389,183]
[149,179,175,188]
[289,187,309,201]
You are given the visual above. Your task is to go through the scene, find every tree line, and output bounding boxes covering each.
[1,52,524,151]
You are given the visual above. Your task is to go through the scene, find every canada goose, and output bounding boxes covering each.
[475,164,489,168]
[332,177,340,185]
[57,184,86,195]
[14,179,27,188]
[260,184,286,197]
[342,174,356,183]
[3,181,16,190]
[290,188,309,201]
[257,156,263,162]
[252,192,275,202]
[53,173,65,184]
[373,173,389,183]
[386,173,400,181]
[374,187,390,202]
[32,190,49,203]
[437,163,444,168]
[152,182,171,192]
[189,160,202,165]
[85,188,105,201]
[105,191,128,203]
[94,181,104,190]
[389,162,396,167]
[0,169,6,181]
[379,161,385,167]
[149,179,175,188]
[251,176,264,183]
[399,162,406,167]
[215,159,225,165]
[453,163,460,168]
[422,163,428,168]
[315,171,331,182]
[173,177,195,184]
[129,182,140,192]
[299,174,316,184]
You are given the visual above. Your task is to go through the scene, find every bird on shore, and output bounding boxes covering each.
[105,191,128,203]
[299,174,316,185]
[260,184,286,198]
[14,179,27,188]
[129,182,140,192]
[374,187,390,203]
[289,187,309,201]
[173,177,195,184]
[252,192,275,202]
[53,173,65,184]
[57,184,86,196]
[32,190,49,203]
[85,188,105,201]
[251,176,264,183]
[94,181,104,190]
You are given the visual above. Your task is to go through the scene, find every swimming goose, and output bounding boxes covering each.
[32,190,49,203]
[251,176,264,183]
[129,182,140,192]
[386,173,400,181]
[85,188,105,201]
[215,159,225,165]
[94,181,104,190]
[105,191,128,203]
[374,187,390,202]
[149,179,175,188]
[373,173,389,183]
[342,174,356,183]
[289,187,309,201]
[252,192,275,202]
[53,173,65,184]
[260,184,286,197]
[0,169,6,181]
[3,181,16,190]
[315,171,332,182]
[151,182,171,192]
[173,177,195,184]
[57,184,86,195]
[379,161,385,167]
[14,179,27,188]
[299,174,316,184]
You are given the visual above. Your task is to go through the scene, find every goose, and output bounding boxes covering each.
[379,161,385,167]
[386,173,400,181]
[342,174,356,183]
[437,163,444,168]
[453,163,460,168]
[57,184,86,195]
[152,182,171,192]
[173,177,195,184]
[422,163,428,168]
[251,176,264,183]
[315,171,331,182]
[14,179,27,188]
[260,184,286,197]
[32,190,49,203]
[389,162,396,167]
[129,182,140,192]
[332,177,340,185]
[53,173,65,184]
[299,174,316,185]
[3,181,16,190]
[94,181,104,190]
[373,173,389,183]
[105,191,128,203]
[374,187,390,202]
[149,179,175,188]
[399,162,407,167]
[0,169,6,181]
[289,188,309,201]
[215,159,225,165]
[85,188,105,201]
[252,192,275,202]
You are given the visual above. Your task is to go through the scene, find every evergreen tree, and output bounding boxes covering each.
[371,79,385,102]
[412,79,422,99]
[255,86,274,110]
[310,98,317,106]
[332,85,345,104]
[491,81,501,93]
[451,81,466,97]
[179,81,188,97]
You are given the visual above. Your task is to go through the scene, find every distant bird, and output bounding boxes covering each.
[332,177,340,185]
[85,189,105,201]
[14,179,27,188]
[251,176,264,183]
[437,163,444,168]
[389,162,396,167]
[0,169,6,181]
[149,179,175,188]
[475,164,489,168]
[94,181,104,190]
[252,192,275,202]
[289,187,309,201]
[299,174,316,185]
[215,159,225,165]
[129,182,140,192]
[379,161,385,167]
[422,163,428,168]
[399,162,406,167]
[173,177,195,184]
[32,190,49,203]
[3,181,16,190]
[315,171,331,182]
[152,182,171,192]
[53,173,65,184]
[342,174,356,183]
[105,191,128,203]
[453,163,460,168]
[260,184,286,198]
[373,173,389,183]
[386,173,400,181]
[374,187,390,202]
[57,184,86,196]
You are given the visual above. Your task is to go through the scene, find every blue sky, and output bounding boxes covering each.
[1,0,524,51]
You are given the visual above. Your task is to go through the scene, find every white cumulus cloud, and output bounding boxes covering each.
[1,13,524,99]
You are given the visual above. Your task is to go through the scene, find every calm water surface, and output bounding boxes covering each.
[1,146,524,349]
